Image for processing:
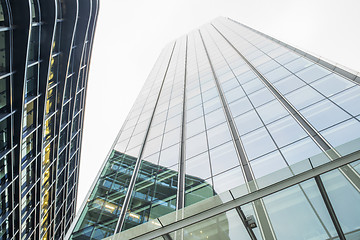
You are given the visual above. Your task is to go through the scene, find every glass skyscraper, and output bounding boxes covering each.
[0,0,98,239]
[67,17,360,240]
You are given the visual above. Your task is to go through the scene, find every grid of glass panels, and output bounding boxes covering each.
[0,0,99,239]
[54,1,99,239]
[68,16,360,240]
[0,1,15,240]
[161,166,360,240]
[70,42,176,239]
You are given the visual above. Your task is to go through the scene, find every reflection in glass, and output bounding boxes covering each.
[310,73,354,97]
[321,169,360,238]
[267,116,307,147]
[330,86,360,117]
[71,151,137,239]
[295,65,331,83]
[182,210,250,240]
[263,180,337,240]
[300,100,351,131]
[242,127,276,160]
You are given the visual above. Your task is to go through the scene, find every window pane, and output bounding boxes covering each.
[234,110,263,135]
[267,116,307,147]
[321,169,360,237]
[285,85,324,110]
[207,122,232,149]
[300,100,351,131]
[257,100,288,124]
[186,152,211,180]
[273,74,305,94]
[242,127,277,160]
[229,97,253,117]
[263,180,337,240]
[209,141,240,175]
[330,86,360,116]
[295,65,331,83]
[310,74,354,97]
[248,88,274,107]
[186,132,208,159]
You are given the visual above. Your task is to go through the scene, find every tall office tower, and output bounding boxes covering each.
[0,0,98,239]
[67,17,360,240]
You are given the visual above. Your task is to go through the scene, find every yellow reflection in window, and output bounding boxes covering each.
[43,144,51,169]
[42,167,50,185]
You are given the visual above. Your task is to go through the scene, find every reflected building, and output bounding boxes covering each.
[67,17,360,240]
[0,0,98,240]
[70,151,217,239]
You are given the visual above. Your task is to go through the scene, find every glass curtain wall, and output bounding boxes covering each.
[68,17,360,240]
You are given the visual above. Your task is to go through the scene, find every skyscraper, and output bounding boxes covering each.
[0,0,98,239]
[67,17,360,240]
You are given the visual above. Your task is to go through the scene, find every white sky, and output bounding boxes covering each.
[77,0,360,211]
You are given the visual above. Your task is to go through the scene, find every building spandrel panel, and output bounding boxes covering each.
[67,17,360,240]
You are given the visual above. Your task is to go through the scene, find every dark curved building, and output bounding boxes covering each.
[0,0,98,239]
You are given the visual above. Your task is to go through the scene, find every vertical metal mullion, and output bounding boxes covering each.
[114,42,177,234]
[198,29,276,240]
[315,176,346,240]
[176,36,188,211]
[227,18,360,86]
[235,206,257,240]
[212,21,360,192]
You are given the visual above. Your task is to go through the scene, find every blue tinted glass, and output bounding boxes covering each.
[321,118,360,156]
[224,86,246,103]
[285,85,324,110]
[310,74,354,97]
[330,86,360,116]
[263,180,337,240]
[248,88,275,107]
[222,77,239,92]
[162,128,180,149]
[234,110,263,135]
[264,67,292,83]
[236,70,257,84]
[205,108,227,128]
[274,51,300,65]
[242,127,277,160]
[321,169,360,235]
[209,141,240,175]
[229,97,253,117]
[295,65,331,83]
[203,97,222,114]
[251,151,287,179]
[186,152,211,180]
[202,87,219,102]
[242,78,264,94]
[257,60,281,73]
[186,132,208,159]
[186,117,205,138]
[280,137,327,166]
[267,116,307,147]
[159,143,179,167]
[284,57,313,73]
[186,104,203,122]
[257,100,289,124]
[273,74,305,94]
[212,167,245,194]
[207,122,232,149]
[300,100,351,131]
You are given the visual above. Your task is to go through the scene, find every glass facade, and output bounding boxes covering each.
[0,0,98,239]
[67,17,360,240]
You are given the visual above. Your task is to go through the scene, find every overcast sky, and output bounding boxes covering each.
[77,0,360,211]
